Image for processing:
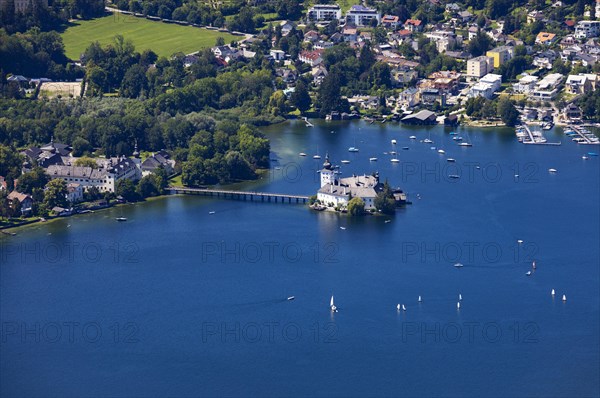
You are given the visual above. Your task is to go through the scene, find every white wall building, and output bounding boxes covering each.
[531,73,564,100]
[345,5,381,26]
[575,21,600,39]
[466,56,493,77]
[307,4,342,22]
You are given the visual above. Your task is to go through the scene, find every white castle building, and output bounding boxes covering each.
[316,154,384,210]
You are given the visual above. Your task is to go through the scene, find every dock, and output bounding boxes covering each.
[167,187,309,204]
[303,117,314,127]
[516,124,560,145]
[568,126,600,145]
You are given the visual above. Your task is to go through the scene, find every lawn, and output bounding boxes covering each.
[61,13,240,60]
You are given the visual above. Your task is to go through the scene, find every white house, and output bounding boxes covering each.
[531,73,564,100]
[513,74,539,94]
[575,21,600,39]
[67,183,84,203]
[468,73,502,99]
[345,5,381,26]
[307,4,342,21]
[270,49,286,61]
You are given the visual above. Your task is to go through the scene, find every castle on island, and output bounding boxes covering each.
[316,154,407,210]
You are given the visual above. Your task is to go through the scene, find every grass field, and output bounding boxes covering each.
[61,13,240,59]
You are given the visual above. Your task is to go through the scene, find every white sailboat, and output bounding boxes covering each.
[458,293,462,301]
[396,303,401,310]
[551,289,555,296]
[418,295,422,303]
[391,139,397,145]
[562,294,567,302]
[457,302,461,309]
[330,295,337,312]
[402,304,407,311]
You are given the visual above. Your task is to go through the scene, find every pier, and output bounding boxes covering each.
[569,126,600,145]
[167,187,309,204]
[516,125,561,145]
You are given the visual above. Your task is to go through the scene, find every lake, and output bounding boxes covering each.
[1,121,599,397]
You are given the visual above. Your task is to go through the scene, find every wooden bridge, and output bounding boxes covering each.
[167,187,310,204]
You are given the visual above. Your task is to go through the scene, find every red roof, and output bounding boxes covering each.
[300,50,324,61]
[565,19,575,27]
[382,15,400,23]
[405,19,422,26]
[398,29,412,36]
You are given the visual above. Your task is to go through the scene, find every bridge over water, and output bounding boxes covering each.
[167,187,310,204]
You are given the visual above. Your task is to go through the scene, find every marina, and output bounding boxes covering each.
[567,126,600,145]
[515,124,561,145]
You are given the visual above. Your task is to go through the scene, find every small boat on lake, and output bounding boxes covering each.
[454,263,464,268]
[447,158,456,162]
[437,149,445,154]
[448,174,460,179]
[330,295,337,312]
[548,168,557,173]
[391,139,397,145]
[369,157,378,161]
[409,136,417,140]
[424,138,433,144]
[287,296,295,301]
[390,158,400,163]
[341,160,350,164]
[458,142,472,147]
[116,217,127,222]
[348,147,359,152]
[313,154,321,159]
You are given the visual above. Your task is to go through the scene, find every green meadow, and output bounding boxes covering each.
[61,13,240,59]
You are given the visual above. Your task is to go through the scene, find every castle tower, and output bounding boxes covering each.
[320,152,337,187]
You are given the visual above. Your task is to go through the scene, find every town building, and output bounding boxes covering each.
[345,5,381,26]
[466,56,493,77]
[67,183,84,203]
[306,4,342,22]
[575,21,600,39]
[531,73,564,100]
[536,32,557,45]
[299,50,324,66]
[565,73,596,94]
[7,191,33,216]
[486,46,512,68]
[513,74,539,94]
[468,73,502,99]
[404,19,423,32]
[46,156,141,193]
[141,151,176,176]
[381,15,400,30]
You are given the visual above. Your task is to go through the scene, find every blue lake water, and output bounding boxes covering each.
[1,121,599,397]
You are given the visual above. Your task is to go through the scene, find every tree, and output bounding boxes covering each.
[120,64,148,98]
[374,181,396,214]
[369,62,392,88]
[116,179,138,202]
[17,168,49,195]
[317,70,349,117]
[290,80,311,114]
[136,175,160,198]
[74,157,98,168]
[215,36,225,46]
[468,31,493,57]
[347,197,365,216]
[497,97,519,127]
[72,137,92,156]
[43,178,68,210]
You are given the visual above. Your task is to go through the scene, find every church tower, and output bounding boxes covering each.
[320,153,337,187]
